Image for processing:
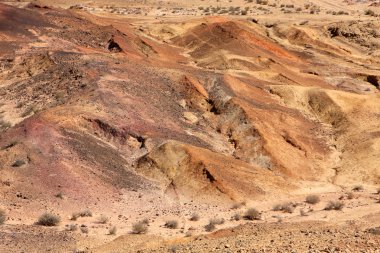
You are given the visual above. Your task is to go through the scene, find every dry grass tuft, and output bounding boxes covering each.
[66,224,78,231]
[204,222,216,232]
[305,195,320,204]
[98,215,109,224]
[0,209,6,225]
[37,213,60,226]
[80,225,89,234]
[109,226,117,235]
[352,185,364,192]
[71,210,92,220]
[347,192,355,200]
[190,213,200,221]
[244,208,261,220]
[132,220,148,234]
[325,201,344,211]
[232,213,241,221]
[273,202,295,213]
[165,220,179,229]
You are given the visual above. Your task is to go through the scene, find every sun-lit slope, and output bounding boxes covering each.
[0,4,379,252]
[271,85,380,185]
[1,3,379,211]
[0,1,380,252]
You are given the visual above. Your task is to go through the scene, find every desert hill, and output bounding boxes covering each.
[0,0,379,252]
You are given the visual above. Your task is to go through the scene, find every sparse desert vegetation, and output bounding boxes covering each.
[244,208,261,220]
[164,220,179,229]
[109,226,117,235]
[305,195,320,204]
[98,215,109,224]
[325,201,345,211]
[71,210,93,220]
[0,209,6,225]
[66,224,78,231]
[347,192,355,200]
[80,225,89,234]
[12,159,25,167]
[132,220,149,234]
[232,213,242,221]
[190,213,200,221]
[352,185,364,192]
[36,213,60,226]
[204,221,216,232]
[273,202,295,213]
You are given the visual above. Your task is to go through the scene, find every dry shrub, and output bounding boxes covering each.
[55,192,64,199]
[109,226,117,235]
[37,213,60,226]
[300,209,308,216]
[12,159,25,167]
[80,225,89,234]
[165,220,179,229]
[204,222,216,232]
[244,208,261,220]
[132,221,148,234]
[305,195,320,204]
[0,209,6,225]
[71,210,93,221]
[352,185,364,192]
[66,224,78,231]
[209,218,225,225]
[231,201,246,209]
[98,215,109,224]
[190,213,200,221]
[367,227,380,235]
[232,213,241,221]
[347,192,355,200]
[325,201,344,211]
[273,202,295,213]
